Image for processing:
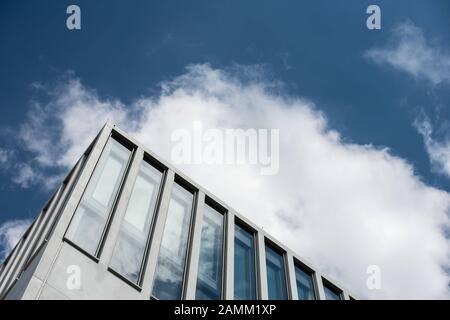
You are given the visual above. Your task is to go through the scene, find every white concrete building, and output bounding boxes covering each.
[0,123,355,300]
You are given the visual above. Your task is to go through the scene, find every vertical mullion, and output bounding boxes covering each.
[313,273,326,300]
[184,191,205,299]
[286,253,298,300]
[256,232,268,300]
[224,211,235,300]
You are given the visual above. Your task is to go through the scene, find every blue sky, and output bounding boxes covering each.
[0,1,449,298]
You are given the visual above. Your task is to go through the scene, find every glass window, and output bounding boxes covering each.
[152,183,194,300]
[195,204,224,300]
[234,224,256,300]
[295,264,316,300]
[323,282,343,300]
[66,138,131,256]
[265,245,288,300]
[109,161,163,284]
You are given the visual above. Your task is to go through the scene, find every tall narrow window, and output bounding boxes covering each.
[265,245,288,300]
[295,264,316,300]
[323,281,343,300]
[195,204,224,300]
[152,183,194,300]
[109,160,163,284]
[234,224,256,300]
[66,138,131,256]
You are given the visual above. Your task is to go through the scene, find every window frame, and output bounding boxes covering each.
[264,240,289,300]
[194,196,227,300]
[150,175,198,300]
[233,218,259,300]
[63,132,136,262]
[107,153,167,289]
[293,259,318,300]
[322,277,344,300]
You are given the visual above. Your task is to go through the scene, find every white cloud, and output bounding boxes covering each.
[0,149,8,163]
[0,219,32,262]
[5,161,61,190]
[15,64,450,299]
[415,116,450,178]
[19,81,129,169]
[0,148,12,167]
[0,149,43,189]
[11,163,37,188]
[365,21,450,85]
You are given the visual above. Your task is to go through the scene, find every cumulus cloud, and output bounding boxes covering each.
[365,21,450,85]
[12,64,450,299]
[0,219,32,262]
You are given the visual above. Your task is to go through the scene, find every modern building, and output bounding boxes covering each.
[0,123,356,300]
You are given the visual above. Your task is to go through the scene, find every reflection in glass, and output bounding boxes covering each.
[234,225,256,300]
[295,265,316,300]
[195,204,224,300]
[265,245,287,300]
[110,161,163,284]
[152,183,194,300]
[324,283,342,300]
[66,138,131,256]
